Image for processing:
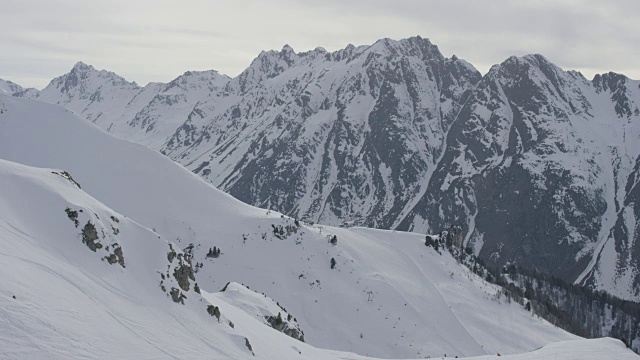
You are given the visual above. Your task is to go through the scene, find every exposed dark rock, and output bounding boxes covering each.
[173,260,195,292]
[167,244,177,263]
[170,287,186,304]
[104,244,125,268]
[271,223,299,240]
[207,305,221,320]
[265,312,305,342]
[65,208,79,227]
[81,221,102,252]
[244,337,254,356]
[206,246,221,258]
[52,170,81,189]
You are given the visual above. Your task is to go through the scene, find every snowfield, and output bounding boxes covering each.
[0,94,638,359]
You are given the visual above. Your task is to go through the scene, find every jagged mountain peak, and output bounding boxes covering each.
[369,35,441,57]
[66,61,113,82]
[281,43,295,53]
[445,54,481,78]
[484,53,593,113]
[491,53,561,73]
[42,61,140,97]
[72,60,94,71]
[593,71,630,91]
[491,54,597,89]
[593,71,640,118]
[166,69,231,90]
[232,36,473,95]
[483,55,638,120]
[237,45,304,91]
[1,78,40,98]
[490,53,556,75]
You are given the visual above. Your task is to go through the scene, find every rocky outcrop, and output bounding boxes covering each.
[207,305,221,320]
[104,244,125,268]
[81,221,102,252]
[266,312,305,342]
[161,243,199,304]
[170,287,186,304]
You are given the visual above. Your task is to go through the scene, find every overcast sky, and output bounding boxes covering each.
[1,0,638,89]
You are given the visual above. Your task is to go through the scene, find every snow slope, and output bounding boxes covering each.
[444,338,636,360]
[0,158,338,359]
[0,93,586,358]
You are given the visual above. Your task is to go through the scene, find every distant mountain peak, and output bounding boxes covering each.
[593,71,629,90]
[365,35,443,60]
[281,44,294,53]
[72,61,93,71]
[0,78,24,95]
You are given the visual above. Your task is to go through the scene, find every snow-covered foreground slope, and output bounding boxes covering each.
[0,159,637,359]
[451,338,635,360]
[1,94,636,359]
[0,158,345,359]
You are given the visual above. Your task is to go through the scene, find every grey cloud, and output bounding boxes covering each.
[1,0,638,88]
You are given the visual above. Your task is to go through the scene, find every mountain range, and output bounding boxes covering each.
[3,36,640,305]
[2,93,624,359]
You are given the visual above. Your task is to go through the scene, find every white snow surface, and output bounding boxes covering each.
[0,94,629,359]
[0,157,383,360]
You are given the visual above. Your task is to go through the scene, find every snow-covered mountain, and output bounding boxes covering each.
[0,78,38,98]
[23,36,481,230]
[0,156,417,359]
[398,55,640,301]
[34,61,230,148]
[0,79,23,95]
[10,36,640,302]
[3,93,627,358]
